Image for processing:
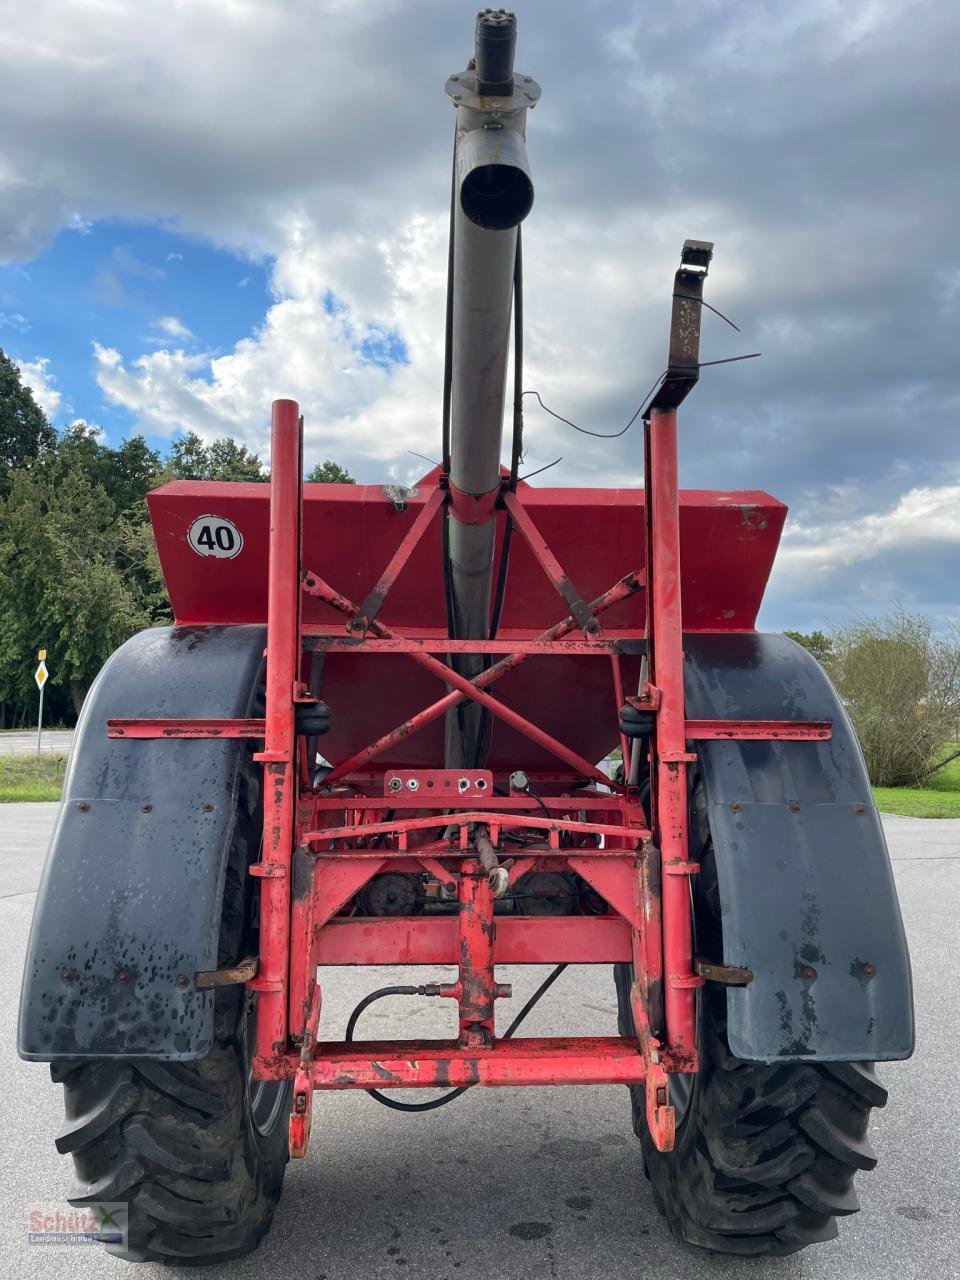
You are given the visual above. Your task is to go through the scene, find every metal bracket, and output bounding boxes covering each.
[695,955,754,986]
[289,984,322,1159]
[646,239,714,416]
[195,955,259,989]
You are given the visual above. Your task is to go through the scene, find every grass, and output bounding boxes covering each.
[872,748,960,819]
[0,753,67,802]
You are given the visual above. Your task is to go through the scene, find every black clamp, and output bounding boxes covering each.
[295,701,332,736]
[619,703,655,739]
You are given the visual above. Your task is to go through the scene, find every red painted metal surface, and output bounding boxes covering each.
[312,916,632,966]
[319,571,642,783]
[107,717,265,739]
[646,408,697,1066]
[147,479,784,772]
[255,1037,646,1088]
[249,399,301,1061]
[685,718,832,740]
[303,568,621,790]
[305,1037,646,1089]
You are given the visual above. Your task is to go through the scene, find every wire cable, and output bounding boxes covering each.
[345,962,569,1112]
[522,371,667,440]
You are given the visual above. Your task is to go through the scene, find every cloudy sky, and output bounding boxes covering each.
[1,0,957,632]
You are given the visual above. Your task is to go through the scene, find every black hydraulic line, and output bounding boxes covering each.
[345,962,568,1113]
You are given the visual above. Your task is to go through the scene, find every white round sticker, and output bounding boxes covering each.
[187,514,244,560]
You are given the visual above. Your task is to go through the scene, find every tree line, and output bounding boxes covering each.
[3,349,956,786]
[0,349,352,729]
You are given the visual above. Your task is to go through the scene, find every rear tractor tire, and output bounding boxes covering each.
[614,784,889,1256]
[51,752,292,1264]
[616,973,888,1256]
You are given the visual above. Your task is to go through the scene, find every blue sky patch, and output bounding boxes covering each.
[0,220,271,446]
[323,288,408,371]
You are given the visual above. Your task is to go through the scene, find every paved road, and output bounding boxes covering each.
[0,729,74,756]
[2,805,958,1279]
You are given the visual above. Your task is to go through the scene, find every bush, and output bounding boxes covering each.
[824,610,960,787]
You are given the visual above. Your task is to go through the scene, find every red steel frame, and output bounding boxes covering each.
[110,397,831,1159]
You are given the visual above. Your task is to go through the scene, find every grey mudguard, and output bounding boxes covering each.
[684,633,914,1063]
[18,624,266,1062]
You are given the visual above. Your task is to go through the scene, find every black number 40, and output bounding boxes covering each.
[196,523,236,551]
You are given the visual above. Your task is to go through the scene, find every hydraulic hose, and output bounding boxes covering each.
[345,963,568,1113]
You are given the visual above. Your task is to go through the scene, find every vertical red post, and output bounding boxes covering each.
[647,407,697,1063]
[253,399,302,1064]
[457,861,498,1047]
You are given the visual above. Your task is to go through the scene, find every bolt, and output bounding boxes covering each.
[141,803,153,814]
[451,74,459,81]
[789,802,800,813]
[77,801,90,813]
[406,778,420,792]
[453,93,461,102]
[61,967,76,985]
[117,968,132,985]
[176,974,191,989]
[802,966,817,981]
[862,962,876,977]
[202,802,213,813]
[854,804,865,814]
[729,802,741,813]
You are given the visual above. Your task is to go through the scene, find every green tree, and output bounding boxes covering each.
[783,629,832,663]
[826,610,960,787]
[0,349,57,487]
[0,461,152,714]
[169,431,265,481]
[307,459,355,483]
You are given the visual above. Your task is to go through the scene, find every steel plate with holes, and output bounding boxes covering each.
[383,769,493,798]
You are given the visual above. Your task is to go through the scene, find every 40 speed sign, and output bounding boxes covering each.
[187,514,244,560]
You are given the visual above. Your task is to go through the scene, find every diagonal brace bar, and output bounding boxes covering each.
[351,487,446,633]
[303,570,617,789]
[306,571,643,786]
[502,490,596,633]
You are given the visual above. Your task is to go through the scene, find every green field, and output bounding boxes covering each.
[0,754,67,802]
[872,750,960,819]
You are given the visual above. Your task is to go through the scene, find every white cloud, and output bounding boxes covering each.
[1,0,958,628]
[779,484,960,578]
[152,314,193,341]
[14,355,61,419]
[0,310,28,330]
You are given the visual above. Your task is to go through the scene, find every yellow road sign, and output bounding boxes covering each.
[38,648,47,660]
[35,661,48,689]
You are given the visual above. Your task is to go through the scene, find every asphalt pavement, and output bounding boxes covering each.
[0,729,74,756]
[1,802,958,1279]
